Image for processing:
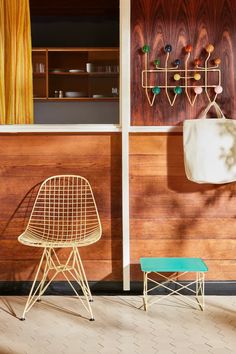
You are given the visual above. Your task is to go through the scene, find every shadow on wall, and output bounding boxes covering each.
[0,182,42,281]
[219,119,236,171]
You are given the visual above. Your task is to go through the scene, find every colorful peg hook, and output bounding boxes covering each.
[141,42,223,107]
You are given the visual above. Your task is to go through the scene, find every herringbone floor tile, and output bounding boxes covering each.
[0,296,235,354]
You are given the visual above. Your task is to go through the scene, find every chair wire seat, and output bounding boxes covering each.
[19,229,101,248]
[18,175,102,321]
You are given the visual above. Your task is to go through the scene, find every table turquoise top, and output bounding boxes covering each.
[140,257,208,272]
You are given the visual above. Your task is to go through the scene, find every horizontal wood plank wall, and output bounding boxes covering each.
[130,133,236,280]
[0,133,122,281]
[131,0,236,125]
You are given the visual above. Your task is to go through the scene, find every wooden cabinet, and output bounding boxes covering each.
[32,48,119,101]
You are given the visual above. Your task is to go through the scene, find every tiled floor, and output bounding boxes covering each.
[0,296,236,354]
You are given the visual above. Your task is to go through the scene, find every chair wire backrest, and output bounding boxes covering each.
[26,175,102,244]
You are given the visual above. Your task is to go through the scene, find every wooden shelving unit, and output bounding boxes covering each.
[32,47,119,101]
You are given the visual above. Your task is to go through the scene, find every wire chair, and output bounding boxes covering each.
[18,175,102,321]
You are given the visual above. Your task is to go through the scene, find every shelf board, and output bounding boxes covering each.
[33,97,119,101]
[45,47,119,52]
[47,97,119,102]
[32,48,47,52]
[48,72,119,77]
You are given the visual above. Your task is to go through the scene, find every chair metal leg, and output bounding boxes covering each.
[73,248,94,320]
[37,249,52,302]
[75,248,93,302]
[21,248,48,320]
[52,247,95,321]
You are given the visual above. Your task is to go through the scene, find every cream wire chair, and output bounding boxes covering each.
[18,175,102,321]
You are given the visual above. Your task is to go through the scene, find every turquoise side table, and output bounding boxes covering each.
[140,257,208,311]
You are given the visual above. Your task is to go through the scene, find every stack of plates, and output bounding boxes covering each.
[50,69,65,73]
[92,94,105,98]
[68,69,84,73]
[65,91,86,98]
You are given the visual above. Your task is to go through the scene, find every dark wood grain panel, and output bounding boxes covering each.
[0,133,122,281]
[131,0,236,125]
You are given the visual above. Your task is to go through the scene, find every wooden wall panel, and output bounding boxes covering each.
[131,0,236,125]
[0,133,122,281]
[130,133,236,280]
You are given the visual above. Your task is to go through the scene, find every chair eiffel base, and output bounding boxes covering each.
[20,247,94,321]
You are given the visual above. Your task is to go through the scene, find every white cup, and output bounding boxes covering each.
[35,63,45,73]
[86,63,94,73]
[39,63,45,73]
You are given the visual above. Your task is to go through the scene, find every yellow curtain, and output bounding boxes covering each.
[0,0,33,124]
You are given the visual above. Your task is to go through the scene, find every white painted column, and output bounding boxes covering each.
[120,0,131,290]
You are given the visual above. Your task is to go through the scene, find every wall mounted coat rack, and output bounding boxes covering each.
[141,44,223,107]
